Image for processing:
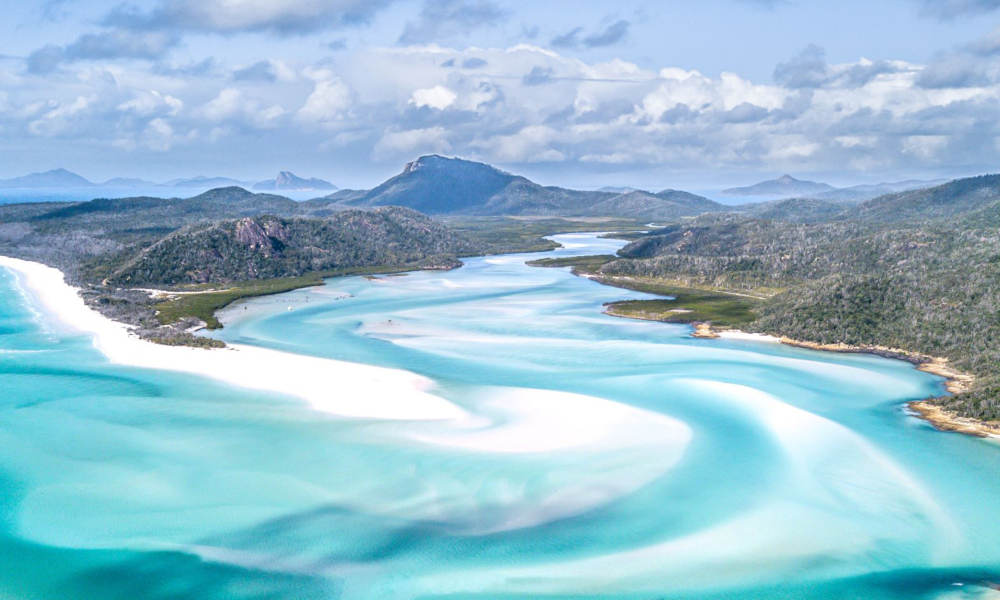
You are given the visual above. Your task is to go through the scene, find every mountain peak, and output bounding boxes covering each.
[0,168,94,188]
[253,171,335,191]
[723,174,835,197]
[404,154,477,173]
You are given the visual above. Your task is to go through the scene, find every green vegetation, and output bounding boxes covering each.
[528,254,760,327]
[570,175,1000,421]
[154,264,427,329]
[0,188,647,346]
[0,188,577,346]
[3,171,999,424]
[603,292,757,327]
[525,254,617,271]
[442,216,645,255]
[103,208,467,285]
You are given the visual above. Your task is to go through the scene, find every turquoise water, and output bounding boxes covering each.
[2,233,1000,599]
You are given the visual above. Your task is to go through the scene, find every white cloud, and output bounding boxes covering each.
[478,125,564,162]
[118,90,183,116]
[374,126,451,158]
[27,95,95,136]
[410,85,457,110]
[201,88,243,121]
[6,41,1000,176]
[297,78,353,126]
[107,0,394,35]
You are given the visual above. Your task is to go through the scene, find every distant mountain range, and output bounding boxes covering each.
[0,169,334,192]
[253,171,336,192]
[0,168,96,189]
[723,175,836,197]
[723,174,944,202]
[102,177,158,187]
[808,179,946,202]
[164,176,250,188]
[0,160,960,221]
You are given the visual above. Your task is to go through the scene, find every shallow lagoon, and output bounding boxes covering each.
[2,233,999,599]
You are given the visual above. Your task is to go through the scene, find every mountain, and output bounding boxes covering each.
[165,176,249,188]
[339,155,724,218]
[105,207,470,285]
[723,175,836,197]
[102,177,158,187]
[850,174,1000,223]
[33,187,300,229]
[253,171,336,192]
[597,186,641,194]
[740,197,847,223]
[356,155,526,213]
[586,190,726,220]
[0,168,94,188]
[808,179,945,202]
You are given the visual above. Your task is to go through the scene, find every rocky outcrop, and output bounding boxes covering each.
[234,217,288,256]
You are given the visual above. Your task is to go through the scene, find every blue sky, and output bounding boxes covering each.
[3,0,1000,189]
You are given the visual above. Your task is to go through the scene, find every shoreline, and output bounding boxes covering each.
[0,255,468,422]
[695,323,997,439]
[579,261,994,439]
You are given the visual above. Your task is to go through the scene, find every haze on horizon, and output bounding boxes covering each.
[3,0,1000,190]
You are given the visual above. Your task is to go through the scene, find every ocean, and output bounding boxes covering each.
[1,232,999,599]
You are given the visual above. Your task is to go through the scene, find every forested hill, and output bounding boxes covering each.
[588,172,1000,421]
[0,186,585,347]
[104,208,471,285]
[847,174,1000,223]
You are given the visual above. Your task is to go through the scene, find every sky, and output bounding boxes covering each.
[3,0,1000,190]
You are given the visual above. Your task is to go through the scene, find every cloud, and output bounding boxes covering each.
[773,44,828,88]
[837,58,909,87]
[733,0,788,7]
[8,41,1000,177]
[723,102,770,123]
[297,75,353,127]
[916,54,992,88]
[118,90,183,117]
[154,57,218,76]
[551,27,583,48]
[397,0,507,44]
[551,20,630,49]
[27,95,96,136]
[26,45,65,74]
[410,85,457,110]
[26,30,178,73]
[232,59,295,82]
[233,60,278,82]
[969,26,1000,55]
[105,0,395,35]
[462,57,488,69]
[912,0,1000,18]
[374,126,451,158]
[522,66,554,86]
[583,20,630,47]
[198,88,287,130]
[41,0,73,21]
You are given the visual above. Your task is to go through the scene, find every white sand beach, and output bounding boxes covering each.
[0,256,466,421]
[716,330,781,343]
[0,256,693,460]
